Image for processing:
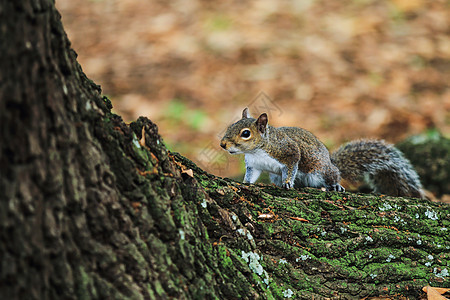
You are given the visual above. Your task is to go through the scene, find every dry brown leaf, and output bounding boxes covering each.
[131,201,142,213]
[258,213,274,219]
[137,168,158,176]
[131,201,141,208]
[423,286,450,294]
[290,216,309,222]
[139,127,146,147]
[423,286,450,300]
[181,168,194,177]
[439,194,450,204]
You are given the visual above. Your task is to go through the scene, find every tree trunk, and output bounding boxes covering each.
[0,1,449,299]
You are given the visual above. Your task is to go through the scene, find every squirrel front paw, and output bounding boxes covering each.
[327,184,345,192]
[282,182,294,189]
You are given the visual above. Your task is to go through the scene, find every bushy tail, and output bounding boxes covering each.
[331,139,424,199]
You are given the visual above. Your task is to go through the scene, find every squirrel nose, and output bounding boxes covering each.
[220,141,226,149]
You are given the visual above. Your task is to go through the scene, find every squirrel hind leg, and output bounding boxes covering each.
[322,164,344,192]
[327,184,345,192]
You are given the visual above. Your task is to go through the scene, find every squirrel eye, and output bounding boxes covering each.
[240,129,251,139]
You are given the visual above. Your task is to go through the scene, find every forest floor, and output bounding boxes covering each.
[56,0,449,195]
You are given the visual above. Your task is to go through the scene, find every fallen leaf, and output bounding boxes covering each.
[131,202,141,209]
[428,287,448,300]
[290,216,309,222]
[423,286,450,299]
[258,213,274,219]
[182,168,194,177]
[137,168,158,176]
[139,127,146,147]
[131,201,142,213]
[150,151,159,163]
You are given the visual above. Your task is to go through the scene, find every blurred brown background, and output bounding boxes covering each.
[56,0,449,178]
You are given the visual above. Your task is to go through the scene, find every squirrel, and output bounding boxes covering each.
[220,108,424,199]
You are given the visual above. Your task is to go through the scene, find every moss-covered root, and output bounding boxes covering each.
[74,112,449,299]
[171,152,450,299]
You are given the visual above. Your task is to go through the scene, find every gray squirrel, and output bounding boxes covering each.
[220,108,424,199]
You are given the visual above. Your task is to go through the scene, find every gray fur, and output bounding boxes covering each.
[221,109,423,198]
[331,140,424,198]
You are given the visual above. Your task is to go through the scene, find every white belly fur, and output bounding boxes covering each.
[245,150,284,174]
[295,171,326,188]
[245,150,326,188]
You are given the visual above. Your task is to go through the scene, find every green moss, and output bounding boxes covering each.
[102,95,113,110]
[217,244,233,269]
[75,266,94,299]
[89,115,450,299]
[123,244,148,280]
[268,279,294,299]
[264,223,277,236]
[171,196,187,227]
[153,280,166,298]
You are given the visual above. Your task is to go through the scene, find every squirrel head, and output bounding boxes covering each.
[220,108,268,154]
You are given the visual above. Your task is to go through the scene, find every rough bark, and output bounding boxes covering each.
[1,1,449,299]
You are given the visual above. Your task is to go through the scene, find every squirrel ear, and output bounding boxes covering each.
[256,113,268,134]
[242,107,251,119]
